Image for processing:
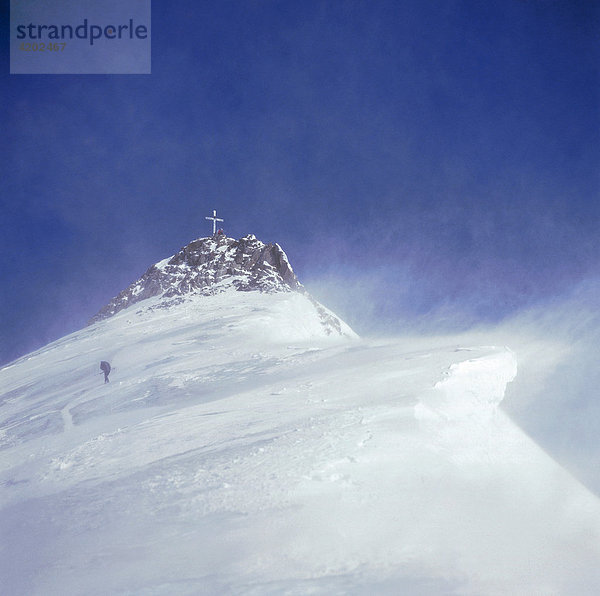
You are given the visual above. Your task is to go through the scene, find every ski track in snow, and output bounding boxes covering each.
[1,292,600,595]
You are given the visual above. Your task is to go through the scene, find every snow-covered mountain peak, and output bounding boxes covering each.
[3,240,600,594]
[89,234,307,324]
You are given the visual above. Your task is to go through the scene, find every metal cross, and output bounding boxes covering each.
[205,209,224,235]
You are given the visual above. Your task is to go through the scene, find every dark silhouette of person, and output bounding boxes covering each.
[100,361,111,383]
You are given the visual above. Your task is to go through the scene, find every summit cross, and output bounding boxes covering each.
[205,209,224,235]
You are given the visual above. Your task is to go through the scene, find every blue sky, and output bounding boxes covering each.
[1,0,598,365]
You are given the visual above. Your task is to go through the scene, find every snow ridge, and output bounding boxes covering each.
[1,316,600,594]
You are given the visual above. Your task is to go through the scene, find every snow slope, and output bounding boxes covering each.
[1,291,600,595]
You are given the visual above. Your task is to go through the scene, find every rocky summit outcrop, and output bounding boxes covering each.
[89,234,307,324]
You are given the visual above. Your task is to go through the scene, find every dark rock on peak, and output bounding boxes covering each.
[89,235,304,324]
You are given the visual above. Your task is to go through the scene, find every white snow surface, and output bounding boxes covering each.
[1,291,600,595]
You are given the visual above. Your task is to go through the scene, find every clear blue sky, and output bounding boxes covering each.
[1,0,598,364]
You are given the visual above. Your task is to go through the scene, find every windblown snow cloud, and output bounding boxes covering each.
[495,277,600,495]
[307,267,600,498]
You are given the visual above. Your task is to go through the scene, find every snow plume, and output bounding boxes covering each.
[307,259,600,497]
[494,277,600,496]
